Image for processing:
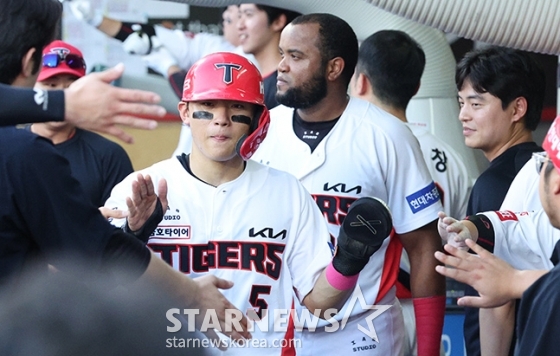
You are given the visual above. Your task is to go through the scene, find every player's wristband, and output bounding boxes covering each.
[414,295,446,356]
[325,262,359,291]
[123,198,163,244]
[466,214,496,252]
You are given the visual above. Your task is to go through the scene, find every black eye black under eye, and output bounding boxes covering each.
[231,115,251,126]
[192,111,213,120]
[192,111,251,126]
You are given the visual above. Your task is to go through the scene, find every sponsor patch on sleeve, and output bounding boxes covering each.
[406,182,441,213]
[494,210,519,222]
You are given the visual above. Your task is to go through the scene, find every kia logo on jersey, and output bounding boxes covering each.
[214,63,242,84]
[323,182,362,194]
[249,227,287,240]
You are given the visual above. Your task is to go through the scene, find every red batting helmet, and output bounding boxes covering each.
[182,52,270,160]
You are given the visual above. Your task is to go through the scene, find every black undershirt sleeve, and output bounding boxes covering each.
[0,84,64,126]
[122,198,164,244]
[102,229,152,284]
[466,214,496,252]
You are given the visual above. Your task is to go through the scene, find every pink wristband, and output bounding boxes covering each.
[325,262,359,290]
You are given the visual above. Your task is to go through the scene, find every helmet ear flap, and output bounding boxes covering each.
[236,106,270,160]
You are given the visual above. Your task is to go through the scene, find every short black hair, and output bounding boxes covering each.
[291,13,358,86]
[255,5,301,27]
[0,0,62,85]
[456,46,546,131]
[357,30,425,110]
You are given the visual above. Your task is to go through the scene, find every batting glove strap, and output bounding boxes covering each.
[123,198,163,244]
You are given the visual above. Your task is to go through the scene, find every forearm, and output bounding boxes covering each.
[302,269,353,319]
[480,301,515,356]
[401,223,446,297]
[97,17,122,37]
[0,84,64,125]
[400,220,446,356]
[512,269,548,298]
[139,252,200,309]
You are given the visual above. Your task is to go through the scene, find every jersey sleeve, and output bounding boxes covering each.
[0,85,64,126]
[484,210,558,270]
[378,122,443,234]
[287,182,333,303]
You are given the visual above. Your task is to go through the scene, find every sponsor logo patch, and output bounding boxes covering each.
[406,182,441,213]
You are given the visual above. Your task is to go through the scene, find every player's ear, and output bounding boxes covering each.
[326,57,345,82]
[271,13,288,32]
[511,96,528,123]
[550,168,560,196]
[352,72,369,96]
[177,101,191,126]
[21,48,37,78]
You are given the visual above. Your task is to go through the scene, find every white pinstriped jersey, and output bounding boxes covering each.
[105,159,332,355]
[480,209,559,271]
[252,97,443,322]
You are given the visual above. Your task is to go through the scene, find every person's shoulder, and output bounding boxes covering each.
[269,104,294,121]
[78,129,127,151]
[0,126,54,154]
[347,98,409,128]
[72,129,131,164]
[247,160,299,184]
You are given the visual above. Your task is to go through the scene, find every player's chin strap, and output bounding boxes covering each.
[236,106,271,161]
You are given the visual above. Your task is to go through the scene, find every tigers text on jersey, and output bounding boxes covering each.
[252,97,443,322]
[106,159,333,355]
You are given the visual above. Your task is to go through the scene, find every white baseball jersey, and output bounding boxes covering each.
[105,158,333,355]
[500,157,541,212]
[154,25,257,72]
[252,97,443,325]
[479,209,559,270]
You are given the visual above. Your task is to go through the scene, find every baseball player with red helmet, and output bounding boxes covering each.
[106,52,393,355]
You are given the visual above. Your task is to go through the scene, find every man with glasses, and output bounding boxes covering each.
[25,40,133,207]
[435,115,560,356]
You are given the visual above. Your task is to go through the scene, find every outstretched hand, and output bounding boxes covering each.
[437,211,474,250]
[64,64,165,144]
[98,206,128,220]
[192,275,251,350]
[434,239,519,308]
[126,174,168,232]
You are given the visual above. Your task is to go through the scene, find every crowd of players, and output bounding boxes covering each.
[0,1,558,356]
